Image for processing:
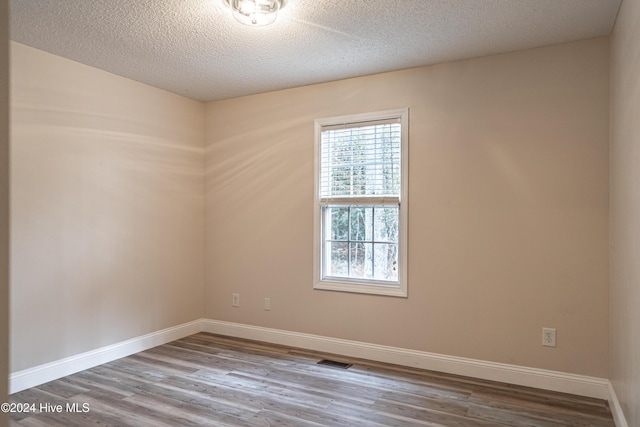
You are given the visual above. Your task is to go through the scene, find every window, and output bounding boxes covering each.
[314,109,408,297]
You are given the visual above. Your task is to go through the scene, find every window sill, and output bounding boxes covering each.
[314,279,407,297]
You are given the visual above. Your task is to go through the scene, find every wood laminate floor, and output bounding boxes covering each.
[10,333,615,426]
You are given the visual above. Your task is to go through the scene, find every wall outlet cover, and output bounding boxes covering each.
[542,327,556,347]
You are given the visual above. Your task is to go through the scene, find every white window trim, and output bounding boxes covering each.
[313,108,409,297]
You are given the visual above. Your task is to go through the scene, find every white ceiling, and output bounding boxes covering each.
[10,0,621,102]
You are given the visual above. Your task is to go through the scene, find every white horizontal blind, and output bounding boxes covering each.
[320,119,401,200]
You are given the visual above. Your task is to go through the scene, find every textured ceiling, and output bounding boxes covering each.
[10,0,621,102]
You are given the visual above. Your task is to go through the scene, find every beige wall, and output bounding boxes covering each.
[205,37,610,377]
[6,30,612,395]
[1,1,9,426]
[610,0,640,423]
[10,42,205,371]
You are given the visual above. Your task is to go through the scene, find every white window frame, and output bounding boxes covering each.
[313,108,408,297]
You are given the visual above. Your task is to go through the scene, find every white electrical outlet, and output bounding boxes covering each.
[232,293,240,307]
[264,298,271,311]
[542,327,556,347]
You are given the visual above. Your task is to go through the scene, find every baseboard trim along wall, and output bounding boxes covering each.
[607,381,630,427]
[9,319,202,394]
[202,319,610,400]
[10,318,628,427]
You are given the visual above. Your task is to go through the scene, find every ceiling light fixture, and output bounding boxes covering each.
[224,0,286,27]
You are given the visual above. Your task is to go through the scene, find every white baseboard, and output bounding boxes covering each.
[202,319,610,401]
[11,317,617,422]
[9,319,202,394]
[608,381,629,427]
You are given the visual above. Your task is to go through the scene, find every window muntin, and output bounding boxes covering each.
[314,109,408,297]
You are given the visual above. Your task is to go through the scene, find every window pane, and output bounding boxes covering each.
[350,207,373,241]
[323,204,399,283]
[350,242,373,279]
[330,166,352,196]
[373,243,398,281]
[349,207,373,242]
[328,207,348,240]
[327,242,349,277]
[383,163,401,194]
[374,207,398,242]
[320,122,401,198]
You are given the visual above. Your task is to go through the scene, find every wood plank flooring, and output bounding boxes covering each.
[10,333,615,426]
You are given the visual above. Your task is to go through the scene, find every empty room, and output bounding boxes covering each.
[0,0,638,426]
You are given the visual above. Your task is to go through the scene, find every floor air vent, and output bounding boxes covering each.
[317,359,352,369]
